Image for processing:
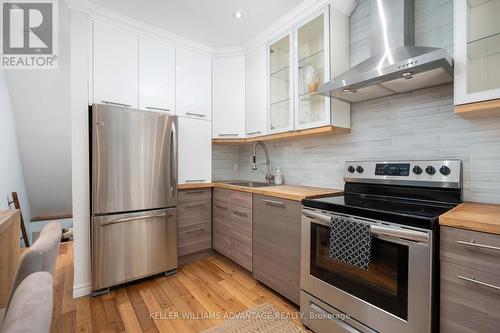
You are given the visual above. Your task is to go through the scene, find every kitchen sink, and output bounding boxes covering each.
[224,181,275,188]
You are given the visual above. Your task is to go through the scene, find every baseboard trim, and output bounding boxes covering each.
[73,283,92,299]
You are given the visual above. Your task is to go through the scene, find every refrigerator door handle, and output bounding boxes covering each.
[170,120,177,194]
[101,212,172,226]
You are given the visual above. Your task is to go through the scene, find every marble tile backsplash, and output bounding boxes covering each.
[212,0,500,204]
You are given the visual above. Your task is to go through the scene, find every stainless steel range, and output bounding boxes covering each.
[300,160,462,333]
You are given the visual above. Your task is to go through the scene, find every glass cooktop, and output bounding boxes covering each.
[302,193,457,229]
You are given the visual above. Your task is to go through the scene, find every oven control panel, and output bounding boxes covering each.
[345,160,462,188]
[375,163,410,176]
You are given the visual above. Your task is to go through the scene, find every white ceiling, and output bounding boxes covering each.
[90,0,305,48]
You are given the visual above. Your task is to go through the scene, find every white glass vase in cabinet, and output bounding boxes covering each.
[294,7,331,130]
[455,0,500,107]
[268,32,294,134]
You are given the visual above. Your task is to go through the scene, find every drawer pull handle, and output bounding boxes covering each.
[232,210,248,217]
[185,228,205,234]
[218,134,238,137]
[186,203,205,209]
[186,112,206,118]
[457,275,500,291]
[246,131,261,136]
[215,204,227,210]
[184,190,205,195]
[146,106,171,112]
[102,100,131,108]
[185,179,206,183]
[457,240,500,252]
[262,199,285,207]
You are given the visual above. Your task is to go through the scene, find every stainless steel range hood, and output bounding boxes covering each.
[317,0,453,103]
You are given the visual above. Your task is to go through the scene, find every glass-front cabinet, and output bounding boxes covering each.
[267,6,334,134]
[268,33,294,133]
[294,7,331,130]
[455,0,500,107]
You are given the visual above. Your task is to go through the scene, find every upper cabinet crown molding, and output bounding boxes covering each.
[243,0,357,54]
[69,1,212,56]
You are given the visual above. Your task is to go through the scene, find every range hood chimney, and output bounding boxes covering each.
[317,0,453,103]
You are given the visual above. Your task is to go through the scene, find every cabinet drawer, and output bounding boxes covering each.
[231,206,252,238]
[231,232,252,272]
[178,202,211,228]
[441,226,500,275]
[231,191,252,208]
[179,189,211,203]
[441,260,500,332]
[213,189,252,208]
[214,189,232,203]
[213,234,231,258]
[178,223,211,256]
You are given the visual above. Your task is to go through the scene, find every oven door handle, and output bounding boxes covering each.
[303,211,429,243]
[370,225,429,242]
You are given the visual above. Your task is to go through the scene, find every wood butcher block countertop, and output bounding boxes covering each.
[440,202,500,235]
[178,182,342,201]
[0,210,19,234]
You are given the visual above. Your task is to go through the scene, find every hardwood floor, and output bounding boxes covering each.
[52,242,303,332]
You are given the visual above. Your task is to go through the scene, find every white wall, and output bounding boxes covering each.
[0,70,32,243]
[70,9,92,298]
[4,0,72,219]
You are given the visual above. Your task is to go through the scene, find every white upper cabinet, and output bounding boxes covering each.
[176,48,212,120]
[138,35,175,114]
[455,0,500,106]
[294,7,331,130]
[265,4,351,134]
[245,44,268,137]
[178,117,212,184]
[268,32,294,134]
[93,21,138,108]
[212,56,246,139]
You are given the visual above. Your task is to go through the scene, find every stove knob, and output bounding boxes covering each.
[412,166,423,175]
[440,165,451,176]
[425,166,436,175]
[347,166,355,173]
[356,166,364,173]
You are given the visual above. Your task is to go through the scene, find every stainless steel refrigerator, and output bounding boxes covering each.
[90,103,178,293]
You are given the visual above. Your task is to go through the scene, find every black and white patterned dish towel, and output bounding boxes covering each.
[329,215,372,270]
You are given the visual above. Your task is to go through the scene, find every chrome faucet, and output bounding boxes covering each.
[251,141,275,184]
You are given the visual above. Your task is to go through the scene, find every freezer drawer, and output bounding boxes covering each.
[91,208,177,290]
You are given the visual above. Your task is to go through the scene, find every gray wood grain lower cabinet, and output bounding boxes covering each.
[212,189,253,271]
[178,189,212,256]
[253,194,301,304]
[440,226,500,332]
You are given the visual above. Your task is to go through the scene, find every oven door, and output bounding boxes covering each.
[301,208,433,333]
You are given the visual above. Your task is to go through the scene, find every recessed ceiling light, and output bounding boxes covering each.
[233,10,244,20]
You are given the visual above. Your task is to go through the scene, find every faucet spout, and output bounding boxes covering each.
[251,141,274,184]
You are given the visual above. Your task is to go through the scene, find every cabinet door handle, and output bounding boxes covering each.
[457,275,500,291]
[262,199,285,207]
[185,179,206,183]
[215,204,227,210]
[102,100,131,108]
[232,209,248,217]
[217,134,238,137]
[146,106,171,112]
[186,112,206,118]
[457,240,500,252]
[246,131,261,136]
